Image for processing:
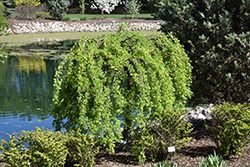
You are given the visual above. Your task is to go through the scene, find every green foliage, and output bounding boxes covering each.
[80,16,87,21]
[0,127,68,167]
[123,0,143,19]
[15,0,40,6]
[62,16,71,21]
[159,0,250,104]
[200,150,227,167]
[0,127,98,167]
[0,13,10,63]
[79,0,88,17]
[14,3,49,19]
[51,31,193,156]
[47,0,70,20]
[66,129,99,167]
[0,1,7,16]
[152,158,177,167]
[117,22,129,32]
[34,11,51,19]
[205,103,250,158]
[71,17,80,21]
[132,108,193,163]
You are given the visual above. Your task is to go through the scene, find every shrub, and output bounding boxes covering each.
[205,103,250,158]
[158,0,250,105]
[51,31,193,161]
[0,13,10,63]
[132,108,193,163]
[62,16,71,21]
[71,17,80,21]
[34,12,51,19]
[0,1,7,16]
[15,0,40,7]
[14,3,48,19]
[47,0,70,20]
[0,127,98,167]
[14,5,38,19]
[200,150,227,167]
[0,127,68,167]
[65,129,99,167]
[80,16,87,21]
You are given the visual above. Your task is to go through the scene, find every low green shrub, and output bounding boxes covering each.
[205,103,250,158]
[80,16,87,21]
[0,127,98,167]
[62,16,71,21]
[35,12,51,19]
[65,129,99,167]
[200,150,227,167]
[0,127,68,167]
[132,109,194,163]
[71,17,80,22]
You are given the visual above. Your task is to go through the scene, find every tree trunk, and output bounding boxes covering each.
[123,67,132,144]
[101,9,104,19]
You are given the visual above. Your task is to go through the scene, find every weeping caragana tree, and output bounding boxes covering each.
[51,32,193,157]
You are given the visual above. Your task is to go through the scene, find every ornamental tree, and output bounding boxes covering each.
[91,0,121,18]
[51,32,193,157]
[123,0,142,19]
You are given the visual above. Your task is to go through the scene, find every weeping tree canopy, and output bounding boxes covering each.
[51,31,192,153]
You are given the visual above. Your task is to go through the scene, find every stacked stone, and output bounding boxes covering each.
[182,104,214,123]
[8,21,161,34]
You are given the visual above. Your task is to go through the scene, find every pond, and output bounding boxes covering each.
[0,39,79,143]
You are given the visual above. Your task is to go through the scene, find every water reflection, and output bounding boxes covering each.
[1,40,78,59]
[0,55,62,141]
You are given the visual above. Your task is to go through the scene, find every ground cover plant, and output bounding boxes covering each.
[159,0,250,105]
[51,31,193,163]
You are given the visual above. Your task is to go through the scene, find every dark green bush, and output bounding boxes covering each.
[158,0,250,104]
[47,0,70,20]
[205,103,250,158]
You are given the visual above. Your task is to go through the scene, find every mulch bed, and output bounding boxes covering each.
[1,125,250,167]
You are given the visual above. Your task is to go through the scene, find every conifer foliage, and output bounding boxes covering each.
[159,0,250,104]
[47,0,70,20]
[51,32,193,156]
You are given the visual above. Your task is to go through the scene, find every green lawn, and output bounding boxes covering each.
[64,13,155,20]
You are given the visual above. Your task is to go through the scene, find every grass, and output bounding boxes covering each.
[64,13,155,20]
